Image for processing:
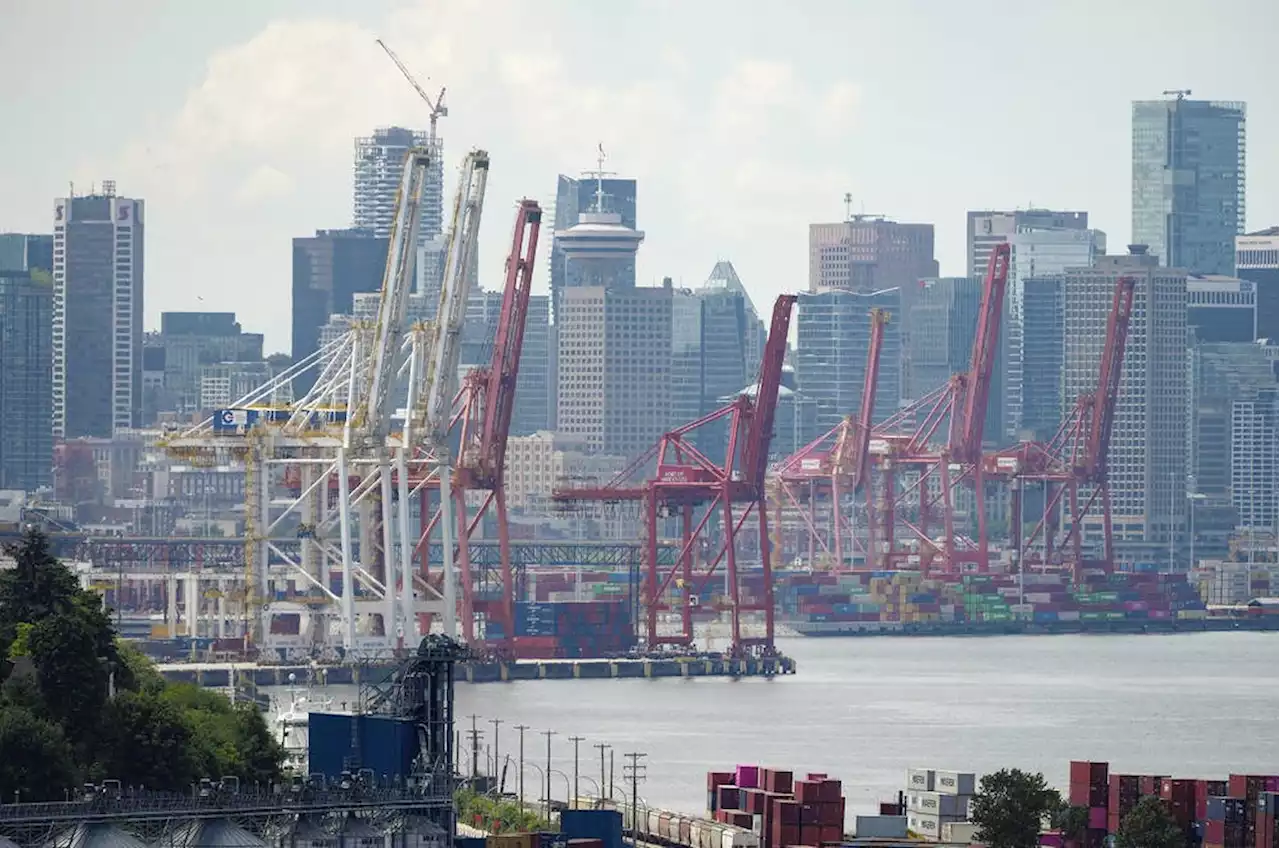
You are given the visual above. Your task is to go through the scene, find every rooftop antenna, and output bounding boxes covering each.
[583,142,616,214]
[843,192,853,221]
[376,39,448,147]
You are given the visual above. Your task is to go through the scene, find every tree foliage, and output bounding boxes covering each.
[970,768,1063,848]
[0,528,284,799]
[1054,804,1090,844]
[0,705,78,802]
[455,787,549,833]
[1116,797,1185,848]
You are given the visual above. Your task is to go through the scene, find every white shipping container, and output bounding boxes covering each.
[933,770,977,796]
[943,822,981,843]
[907,790,970,818]
[1009,603,1034,615]
[908,812,965,841]
[1025,592,1053,603]
[855,816,909,839]
[647,810,663,837]
[1058,610,1081,621]
[907,768,936,791]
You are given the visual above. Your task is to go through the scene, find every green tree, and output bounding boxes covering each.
[0,705,78,802]
[116,640,166,694]
[161,684,284,786]
[1054,804,1090,844]
[1116,797,1184,848]
[970,768,1063,848]
[97,690,199,789]
[27,604,111,743]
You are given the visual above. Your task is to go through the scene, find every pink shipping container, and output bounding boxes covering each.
[1039,833,1065,848]
[736,765,760,789]
[1089,807,1107,829]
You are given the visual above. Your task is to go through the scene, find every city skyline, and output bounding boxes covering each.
[1,1,1276,352]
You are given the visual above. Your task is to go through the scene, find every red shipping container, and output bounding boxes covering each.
[799,804,820,826]
[773,799,801,825]
[807,773,828,781]
[770,822,800,848]
[708,771,735,791]
[819,780,843,803]
[819,826,843,843]
[765,769,796,795]
[1070,782,1092,807]
[718,786,741,811]
[1207,820,1226,844]
[820,800,845,827]
[729,813,754,829]
[1070,761,1110,787]
[879,802,901,816]
[1089,807,1107,830]
[794,780,822,804]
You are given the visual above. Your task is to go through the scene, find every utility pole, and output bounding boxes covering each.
[609,749,615,798]
[594,742,611,804]
[624,752,647,840]
[515,724,530,809]
[466,714,483,781]
[569,736,585,809]
[490,718,504,781]
[542,730,557,819]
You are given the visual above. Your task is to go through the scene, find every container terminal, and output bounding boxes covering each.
[5,124,1275,675]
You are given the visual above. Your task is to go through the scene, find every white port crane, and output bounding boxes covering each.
[161,149,490,660]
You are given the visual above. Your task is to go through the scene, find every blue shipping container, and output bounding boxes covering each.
[308,713,417,783]
[561,809,623,848]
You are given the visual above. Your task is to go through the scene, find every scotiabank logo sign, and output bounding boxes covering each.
[117,203,131,222]
[658,465,692,484]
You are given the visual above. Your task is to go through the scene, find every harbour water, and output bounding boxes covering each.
[295,632,1279,820]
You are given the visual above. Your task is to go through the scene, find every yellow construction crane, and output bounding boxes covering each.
[376,39,447,146]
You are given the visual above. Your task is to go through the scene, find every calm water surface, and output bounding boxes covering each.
[308,633,1278,819]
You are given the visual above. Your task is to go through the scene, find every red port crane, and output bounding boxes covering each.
[552,294,797,656]
[772,308,889,568]
[414,200,541,648]
[986,275,1137,579]
[864,243,1011,573]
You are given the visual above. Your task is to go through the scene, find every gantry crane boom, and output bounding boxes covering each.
[740,294,797,493]
[850,307,888,488]
[1085,276,1136,481]
[951,243,1010,461]
[477,200,542,485]
[358,147,431,446]
[424,152,490,447]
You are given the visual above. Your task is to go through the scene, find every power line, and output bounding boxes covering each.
[623,752,647,840]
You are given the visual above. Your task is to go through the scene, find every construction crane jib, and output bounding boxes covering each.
[358,146,432,447]
[425,151,490,449]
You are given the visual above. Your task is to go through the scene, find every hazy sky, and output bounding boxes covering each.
[2,0,1277,353]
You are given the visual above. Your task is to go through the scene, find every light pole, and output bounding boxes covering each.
[569,735,585,809]
[542,730,557,819]
[515,724,530,809]
[490,718,504,782]
[1186,484,1206,571]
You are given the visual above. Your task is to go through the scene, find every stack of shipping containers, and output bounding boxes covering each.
[707,764,846,847]
[902,768,976,841]
[777,569,1212,634]
[507,599,636,659]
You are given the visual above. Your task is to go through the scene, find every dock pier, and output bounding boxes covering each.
[155,655,797,689]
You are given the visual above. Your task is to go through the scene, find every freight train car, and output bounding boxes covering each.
[610,799,759,848]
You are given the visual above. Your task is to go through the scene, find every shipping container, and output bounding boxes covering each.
[907,791,969,818]
[854,816,908,839]
[907,768,936,792]
[933,770,976,796]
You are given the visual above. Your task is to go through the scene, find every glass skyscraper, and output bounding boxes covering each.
[1132,96,1246,275]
